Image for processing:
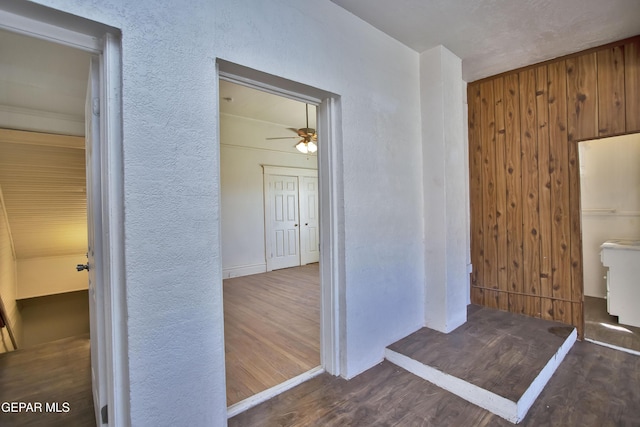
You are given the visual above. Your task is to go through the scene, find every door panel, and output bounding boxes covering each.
[267,175,300,270]
[300,176,319,265]
[86,55,107,426]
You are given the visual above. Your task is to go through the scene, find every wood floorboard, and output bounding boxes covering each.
[387,304,574,401]
[224,263,320,406]
[584,295,640,352]
[230,340,640,427]
[0,334,95,427]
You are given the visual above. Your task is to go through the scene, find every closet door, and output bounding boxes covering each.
[266,174,300,270]
[299,176,319,265]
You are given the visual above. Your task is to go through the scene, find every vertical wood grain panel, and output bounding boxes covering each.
[471,286,484,306]
[519,69,540,297]
[494,78,508,292]
[536,65,552,299]
[509,293,525,315]
[524,296,541,318]
[548,61,572,304]
[572,301,584,339]
[625,41,640,132]
[484,289,499,309]
[553,300,573,325]
[468,84,484,289]
[569,138,583,307]
[597,46,626,136]
[504,73,524,295]
[481,81,498,289]
[541,298,554,321]
[567,53,598,142]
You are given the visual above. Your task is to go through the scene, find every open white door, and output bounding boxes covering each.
[299,176,319,265]
[85,55,108,425]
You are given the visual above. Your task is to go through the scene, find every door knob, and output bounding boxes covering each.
[76,264,90,272]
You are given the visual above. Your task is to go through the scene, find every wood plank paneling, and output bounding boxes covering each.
[597,46,626,136]
[493,77,508,292]
[504,73,523,295]
[468,37,640,337]
[566,53,598,142]
[480,81,498,289]
[468,84,484,289]
[547,61,572,306]
[568,134,584,330]
[470,286,484,306]
[519,69,540,297]
[625,41,640,132]
[535,65,552,299]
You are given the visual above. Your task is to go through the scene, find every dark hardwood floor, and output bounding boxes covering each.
[224,263,321,406]
[0,334,95,427]
[584,295,640,353]
[230,338,640,427]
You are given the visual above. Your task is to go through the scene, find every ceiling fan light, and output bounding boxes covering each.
[308,141,317,153]
[296,141,309,154]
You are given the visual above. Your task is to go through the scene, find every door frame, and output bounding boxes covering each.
[0,5,128,426]
[218,60,344,377]
[263,166,318,271]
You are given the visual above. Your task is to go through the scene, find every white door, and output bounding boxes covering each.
[86,56,107,425]
[299,176,319,265]
[267,175,301,270]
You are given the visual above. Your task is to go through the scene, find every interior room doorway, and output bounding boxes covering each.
[219,79,323,411]
[578,133,640,355]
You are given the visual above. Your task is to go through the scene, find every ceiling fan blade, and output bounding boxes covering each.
[266,136,299,140]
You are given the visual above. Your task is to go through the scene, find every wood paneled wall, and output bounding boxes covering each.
[468,36,640,337]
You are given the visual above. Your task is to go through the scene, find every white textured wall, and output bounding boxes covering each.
[220,114,317,278]
[17,254,88,299]
[579,134,640,297]
[29,0,425,424]
[0,189,21,352]
[420,46,468,332]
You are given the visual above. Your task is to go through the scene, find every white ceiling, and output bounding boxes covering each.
[331,0,640,81]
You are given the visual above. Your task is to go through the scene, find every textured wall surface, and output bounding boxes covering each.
[420,46,468,332]
[28,0,428,424]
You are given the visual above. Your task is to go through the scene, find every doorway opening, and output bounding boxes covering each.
[578,133,640,355]
[0,4,125,426]
[218,61,342,416]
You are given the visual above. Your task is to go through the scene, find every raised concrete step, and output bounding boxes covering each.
[385,305,576,424]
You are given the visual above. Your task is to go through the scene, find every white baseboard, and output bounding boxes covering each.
[227,366,324,418]
[223,263,267,279]
[585,338,640,356]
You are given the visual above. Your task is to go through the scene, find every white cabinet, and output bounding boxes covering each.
[601,239,640,327]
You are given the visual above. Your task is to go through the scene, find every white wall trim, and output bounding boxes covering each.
[0,104,85,136]
[0,8,101,53]
[227,366,324,418]
[585,338,640,356]
[582,209,640,217]
[221,142,312,157]
[223,263,267,279]
[100,32,129,427]
[262,165,318,177]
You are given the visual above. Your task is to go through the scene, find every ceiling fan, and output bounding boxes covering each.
[266,103,317,154]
